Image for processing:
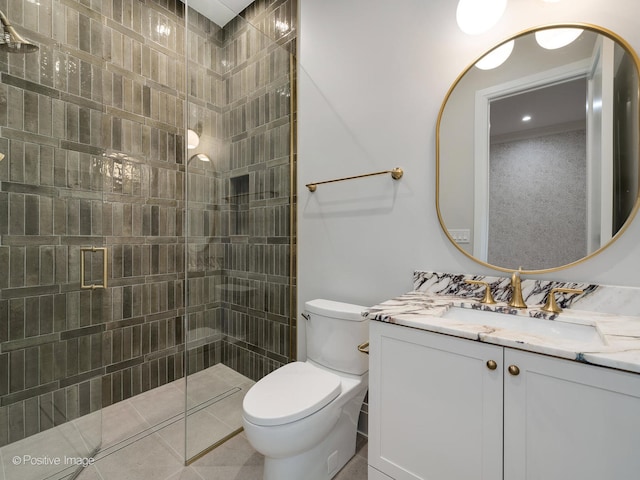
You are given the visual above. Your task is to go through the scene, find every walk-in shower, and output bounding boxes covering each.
[0,0,296,478]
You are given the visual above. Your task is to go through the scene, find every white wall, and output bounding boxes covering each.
[297,0,640,358]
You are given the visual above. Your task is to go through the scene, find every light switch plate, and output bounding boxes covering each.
[449,229,470,244]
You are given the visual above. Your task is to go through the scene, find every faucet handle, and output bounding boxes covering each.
[541,287,584,314]
[465,280,497,304]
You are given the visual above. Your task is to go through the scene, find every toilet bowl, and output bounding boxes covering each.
[242,299,369,480]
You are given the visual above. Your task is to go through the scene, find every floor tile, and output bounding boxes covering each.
[72,464,104,479]
[4,364,369,480]
[101,400,151,449]
[164,468,205,480]
[190,433,263,469]
[160,408,235,459]
[334,451,368,480]
[1,421,98,480]
[204,385,250,430]
[128,383,185,428]
[91,433,183,480]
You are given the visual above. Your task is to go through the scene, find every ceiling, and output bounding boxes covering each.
[490,77,587,139]
[188,0,254,27]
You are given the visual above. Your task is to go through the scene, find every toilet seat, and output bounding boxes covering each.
[243,362,341,427]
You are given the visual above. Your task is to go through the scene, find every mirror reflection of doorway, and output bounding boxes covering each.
[488,78,588,269]
[485,35,639,270]
[613,50,640,234]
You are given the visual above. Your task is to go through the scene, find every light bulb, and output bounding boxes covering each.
[475,40,514,70]
[187,129,199,149]
[535,28,583,50]
[456,0,507,35]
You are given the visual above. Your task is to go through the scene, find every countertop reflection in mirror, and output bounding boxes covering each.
[437,23,640,274]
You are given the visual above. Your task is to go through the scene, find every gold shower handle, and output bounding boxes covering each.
[80,247,108,289]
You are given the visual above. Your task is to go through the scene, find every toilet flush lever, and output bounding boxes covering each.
[301,313,310,321]
[357,341,370,355]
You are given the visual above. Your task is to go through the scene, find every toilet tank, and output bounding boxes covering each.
[305,299,369,375]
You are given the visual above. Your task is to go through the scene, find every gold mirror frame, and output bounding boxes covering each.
[436,23,640,275]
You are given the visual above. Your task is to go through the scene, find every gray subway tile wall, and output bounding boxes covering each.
[0,0,296,447]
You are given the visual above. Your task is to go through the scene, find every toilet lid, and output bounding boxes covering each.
[243,362,341,427]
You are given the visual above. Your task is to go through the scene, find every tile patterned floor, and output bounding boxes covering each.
[1,364,368,480]
[77,431,368,480]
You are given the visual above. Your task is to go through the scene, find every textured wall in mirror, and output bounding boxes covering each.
[488,130,587,269]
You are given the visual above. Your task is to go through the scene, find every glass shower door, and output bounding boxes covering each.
[0,138,106,480]
[0,1,105,477]
[183,0,297,462]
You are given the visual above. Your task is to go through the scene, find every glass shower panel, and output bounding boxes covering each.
[0,0,105,477]
[184,0,297,462]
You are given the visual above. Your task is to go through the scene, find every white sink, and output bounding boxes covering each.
[441,307,605,347]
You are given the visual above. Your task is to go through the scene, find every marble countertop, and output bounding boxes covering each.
[364,290,640,374]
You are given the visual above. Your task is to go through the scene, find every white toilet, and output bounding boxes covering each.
[242,299,369,480]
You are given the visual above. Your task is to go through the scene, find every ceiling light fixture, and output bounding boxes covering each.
[522,115,532,122]
[475,40,514,70]
[187,129,200,149]
[188,153,211,165]
[456,0,507,35]
[535,28,583,50]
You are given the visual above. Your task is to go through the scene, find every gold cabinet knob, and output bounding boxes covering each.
[508,365,520,376]
[486,360,498,370]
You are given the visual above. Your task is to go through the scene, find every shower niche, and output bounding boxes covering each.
[230,174,250,236]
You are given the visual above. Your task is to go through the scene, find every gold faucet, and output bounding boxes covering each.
[465,280,497,304]
[541,287,584,314]
[508,269,527,309]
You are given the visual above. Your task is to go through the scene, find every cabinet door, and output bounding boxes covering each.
[504,349,640,480]
[369,321,503,480]
[369,465,395,479]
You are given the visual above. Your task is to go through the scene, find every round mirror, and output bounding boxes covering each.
[437,24,640,274]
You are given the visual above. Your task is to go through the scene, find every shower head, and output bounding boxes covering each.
[0,10,38,53]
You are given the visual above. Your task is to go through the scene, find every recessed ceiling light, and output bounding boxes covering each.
[522,115,532,122]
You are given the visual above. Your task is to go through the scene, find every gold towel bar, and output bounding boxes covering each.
[306,167,403,192]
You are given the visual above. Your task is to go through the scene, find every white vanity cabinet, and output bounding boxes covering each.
[368,321,503,479]
[368,320,640,480]
[503,348,640,479]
